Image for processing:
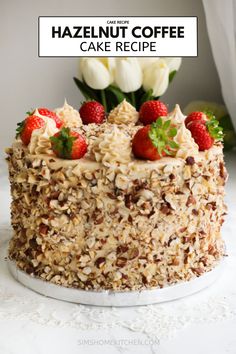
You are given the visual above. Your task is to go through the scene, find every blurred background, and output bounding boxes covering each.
[0,0,224,155]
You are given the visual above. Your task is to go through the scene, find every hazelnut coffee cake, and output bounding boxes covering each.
[6,99,227,291]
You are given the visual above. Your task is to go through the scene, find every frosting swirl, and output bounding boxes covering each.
[54,100,82,128]
[108,99,139,125]
[168,105,199,159]
[28,116,59,155]
[92,125,132,166]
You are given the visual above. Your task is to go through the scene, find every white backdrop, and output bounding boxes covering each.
[203,0,236,129]
[0,0,223,157]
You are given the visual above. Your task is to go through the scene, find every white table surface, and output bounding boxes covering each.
[0,152,236,354]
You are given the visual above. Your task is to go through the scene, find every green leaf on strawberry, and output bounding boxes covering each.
[168,140,179,149]
[204,112,224,141]
[168,128,178,138]
[148,117,179,156]
[26,109,34,116]
[50,127,87,160]
[16,121,24,138]
[50,128,77,159]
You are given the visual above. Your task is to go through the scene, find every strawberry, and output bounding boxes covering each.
[79,101,105,125]
[28,108,63,128]
[188,122,213,150]
[16,115,45,145]
[50,127,87,159]
[139,100,168,125]
[187,116,223,151]
[185,111,208,127]
[132,118,179,161]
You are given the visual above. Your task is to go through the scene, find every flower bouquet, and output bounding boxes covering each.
[73,57,181,111]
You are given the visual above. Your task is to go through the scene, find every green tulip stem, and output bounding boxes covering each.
[101,90,107,112]
[131,91,136,108]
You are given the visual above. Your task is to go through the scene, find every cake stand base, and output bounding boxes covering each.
[8,259,224,307]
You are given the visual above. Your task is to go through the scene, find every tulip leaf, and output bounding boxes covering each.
[218,114,236,150]
[140,89,155,106]
[106,85,130,105]
[103,90,116,112]
[133,88,144,110]
[219,114,235,131]
[73,77,99,101]
[169,70,177,83]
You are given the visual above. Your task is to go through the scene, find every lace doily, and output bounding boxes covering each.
[0,226,235,343]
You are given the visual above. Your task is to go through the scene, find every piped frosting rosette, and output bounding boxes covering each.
[28,113,59,155]
[55,100,82,128]
[92,125,132,167]
[168,105,199,159]
[107,99,139,125]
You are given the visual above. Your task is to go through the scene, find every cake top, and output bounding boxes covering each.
[12,99,224,169]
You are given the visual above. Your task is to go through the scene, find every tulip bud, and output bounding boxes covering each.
[143,59,170,97]
[164,58,182,72]
[80,58,112,90]
[114,58,142,93]
[99,57,116,77]
[138,58,159,70]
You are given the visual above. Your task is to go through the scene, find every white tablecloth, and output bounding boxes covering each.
[0,153,236,354]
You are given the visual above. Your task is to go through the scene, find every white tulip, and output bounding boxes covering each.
[79,58,112,89]
[99,57,116,77]
[138,58,159,70]
[164,57,182,72]
[143,59,170,97]
[114,58,142,92]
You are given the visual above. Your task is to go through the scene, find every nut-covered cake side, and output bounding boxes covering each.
[6,100,227,291]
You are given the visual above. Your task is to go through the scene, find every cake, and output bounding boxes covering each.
[6,100,227,291]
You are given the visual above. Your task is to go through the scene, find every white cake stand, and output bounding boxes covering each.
[8,259,224,307]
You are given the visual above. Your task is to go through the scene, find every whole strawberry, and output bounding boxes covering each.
[79,101,105,125]
[16,115,45,145]
[132,118,179,161]
[187,117,223,151]
[28,108,63,128]
[139,100,168,125]
[50,127,87,159]
[185,111,208,127]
